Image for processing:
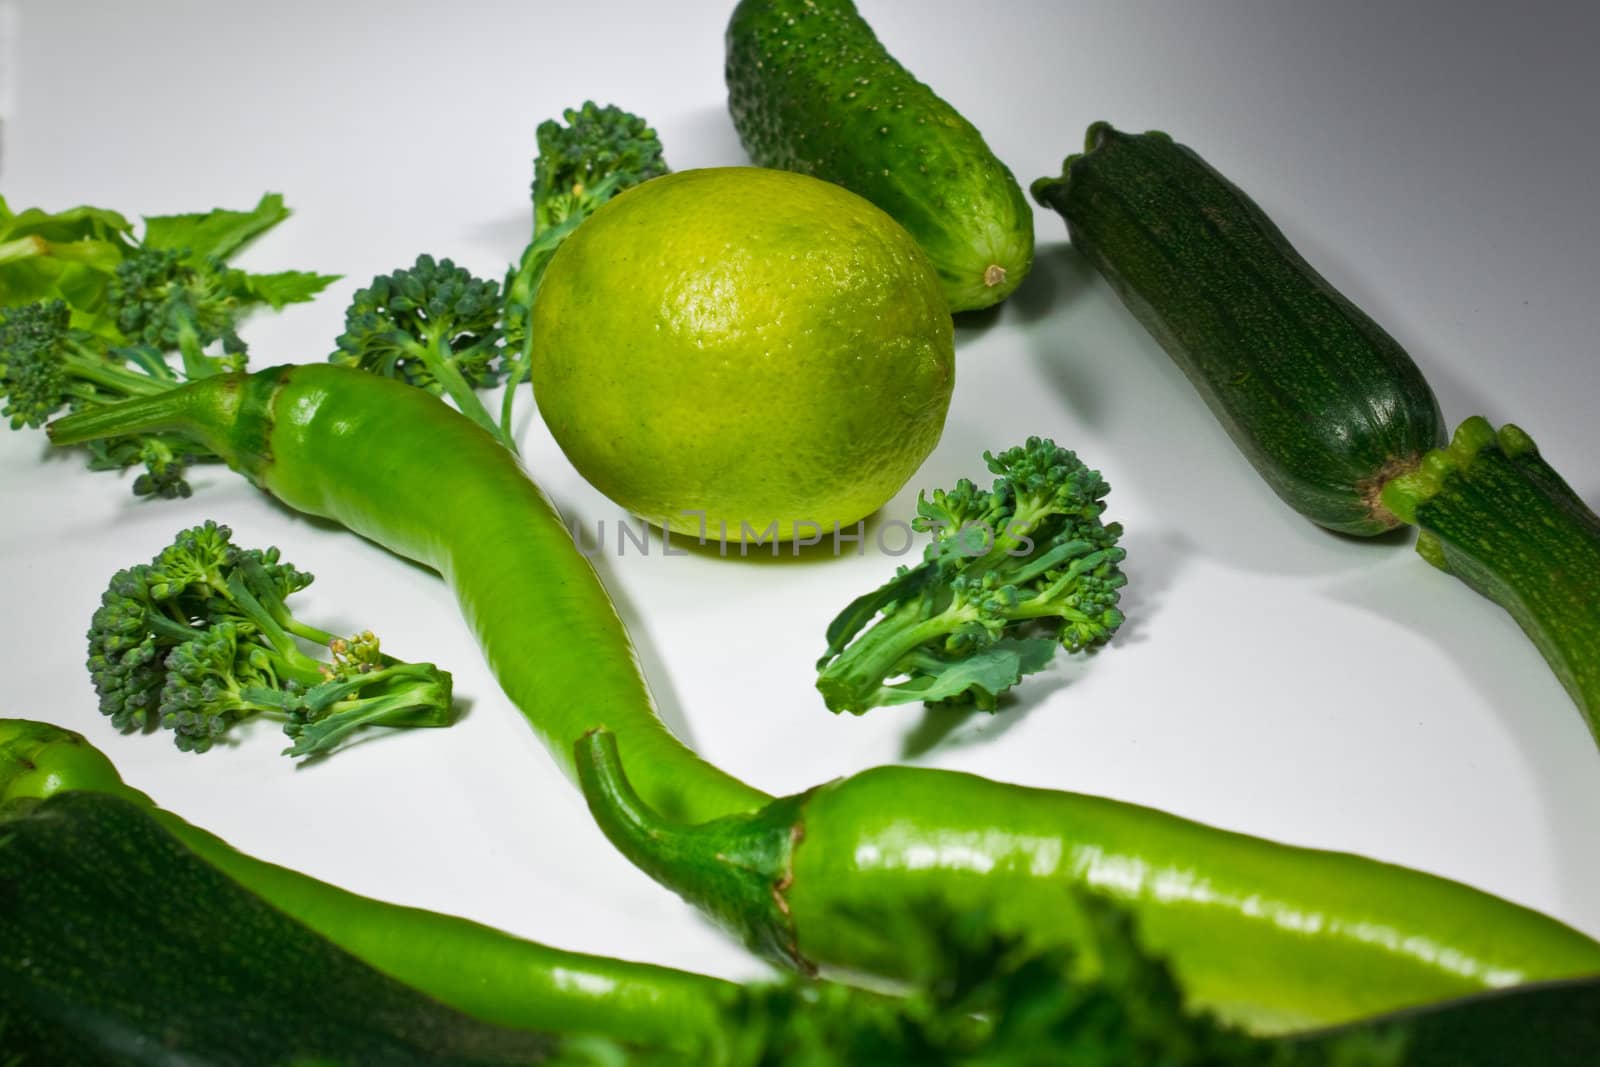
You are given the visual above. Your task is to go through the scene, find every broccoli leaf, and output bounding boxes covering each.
[0,197,136,247]
[817,438,1127,715]
[819,561,943,667]
[140,192,292,262]
[874,636,1059,709]
[235,268,341,309]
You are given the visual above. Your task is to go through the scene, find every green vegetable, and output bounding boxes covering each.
[0,198,136,332]
[0,719,1370,1065]
[725,0,1034,312]
[1031,123,1444,535]
[86,520,455,758]
[0,298,222,497]
[1382,418,1600,744]
[499,101,668,441]
[331,253,515,451]
[817,437,1126,714]
[0,192,333,338]
[0,193,336,496]
[576,727,1600,1031]
[47,365,1600,1030]
[107,246,252,378]
[716,897,1402,1066]
[0,717,733,1052]
[1032,123,1600,741]
[0,790,563,1066]
[1293,975,1600,1067]
[6,721,1597,1066]
[326,105,667,455]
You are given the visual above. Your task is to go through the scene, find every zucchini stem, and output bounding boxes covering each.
[1382,416,1600,743]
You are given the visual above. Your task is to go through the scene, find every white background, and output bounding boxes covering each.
[3,0,1598,987]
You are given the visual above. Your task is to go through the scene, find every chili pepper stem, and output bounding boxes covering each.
[47,370,264,473]
[576,728,811,970]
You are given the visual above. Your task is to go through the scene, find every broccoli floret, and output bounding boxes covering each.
[0,300,167,426]
[107,248,250,378]
[530,102,669,235]
[498,103,669,439]
[0,299,219,497]
[329,253,513,450]
[816,438,1128,714]
[85,521,456,759]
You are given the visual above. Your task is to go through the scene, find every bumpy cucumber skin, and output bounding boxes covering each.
[1033,124,1445,535]
[726,0,1034,312]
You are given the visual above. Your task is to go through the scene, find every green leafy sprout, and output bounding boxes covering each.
[86,521,455,759]
[816,438,1128,714]
[0,193,337,497]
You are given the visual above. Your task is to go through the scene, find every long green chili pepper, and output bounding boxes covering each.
[47,364,1600,1031]
[0,717,732,1050]
[575,728,1600,1031]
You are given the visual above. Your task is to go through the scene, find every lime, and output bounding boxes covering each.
[530,167,955,543]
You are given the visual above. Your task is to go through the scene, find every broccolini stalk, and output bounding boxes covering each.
[817,437,1127,714]
[0,299,212,497]
[86,520,455,758]
[498,102,669,438]
[330,253,514,451]
[1382,417,1600,744]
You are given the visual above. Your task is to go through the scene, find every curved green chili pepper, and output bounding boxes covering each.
[51,364,761,824]
[47,365,1600,1031]
[576,728,1600,1031]
[0,717,732,1049]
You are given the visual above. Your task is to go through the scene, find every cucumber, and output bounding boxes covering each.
[1032,123,1444,535]
[725,0,1033,313]
[0,791,559,1065]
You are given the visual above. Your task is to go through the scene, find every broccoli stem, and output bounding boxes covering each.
[1382,417,1600,744]
[171,314,214,381]
[281,664,456,758]
[54,340,175,402]
[222,567,332,678]
[405,328,516,452]
[497,212,592,440]
[817,602,974,713]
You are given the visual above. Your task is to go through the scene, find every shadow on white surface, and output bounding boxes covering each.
[659,103,754,173]
[1321,558,1600,929]
[583,535,704,759]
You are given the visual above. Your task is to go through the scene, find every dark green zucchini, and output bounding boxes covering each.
[1383,418,1600,743]
[1295,974,1600,1067]
[0,791,559,1066]
[726,0,1033,313]
[1032,123,1444,535]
